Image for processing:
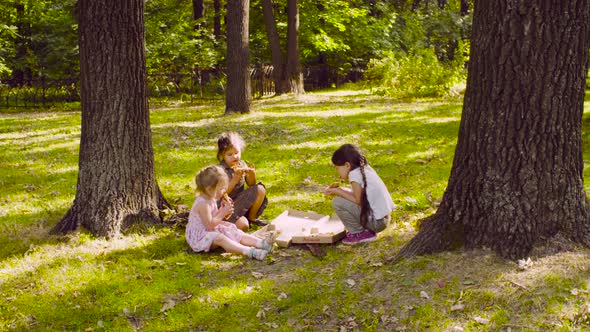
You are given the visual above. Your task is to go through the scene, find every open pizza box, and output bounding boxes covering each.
[253,209,346,247]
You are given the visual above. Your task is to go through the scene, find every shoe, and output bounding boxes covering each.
[341,230,377,245]
[250,219,268,227]
[248,247,268,261]
[261,232,274,253]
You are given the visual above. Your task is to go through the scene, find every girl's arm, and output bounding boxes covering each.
[244,162,256,186]
[227,168,244,194]
[196,201,231,231]
[324,182,363,205]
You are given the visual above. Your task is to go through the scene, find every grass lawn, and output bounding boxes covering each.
[2,90,590,331]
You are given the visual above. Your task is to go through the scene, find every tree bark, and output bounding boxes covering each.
[192,0,204,30]
[460,0,469,16]
[12,3,32,86]
[397,0,590,260]
[225,0,251,114]
[53,0,168,237]
[214,0,222,38]
[286,0,304,95]
[261,0,289,94]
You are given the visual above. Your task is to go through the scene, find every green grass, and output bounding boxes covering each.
[2,89,590,330]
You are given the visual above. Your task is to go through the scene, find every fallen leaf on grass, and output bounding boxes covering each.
[256,309,265,319]
[251,271,264,279]
[404,197,418,205]
[305,243,326,257]
[277,292,288,300]
[473,316,490,324]
[346,279,356,287]
[419,291,430,299]
[517,257,533,270]
[450,304,465,311]
[160,298,176,312]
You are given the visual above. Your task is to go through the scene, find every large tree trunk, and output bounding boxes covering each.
[397,0,590,260]
[286,0,304,94]
[53,0,168,237]
[214,0,222,38]
[225,0,251,114]
[261,0,289,95]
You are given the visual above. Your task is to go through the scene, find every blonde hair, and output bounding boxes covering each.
[217,132,246,161]
[195,165,228,193]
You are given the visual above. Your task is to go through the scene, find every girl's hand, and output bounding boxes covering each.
[220,199,234,219]
[323,187,338,196]
[244,167,255,176]
[233,167,245,178]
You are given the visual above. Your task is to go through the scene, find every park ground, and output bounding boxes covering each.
[2,90,590,330]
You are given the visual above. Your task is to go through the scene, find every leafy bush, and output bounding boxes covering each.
[365,44,467,99]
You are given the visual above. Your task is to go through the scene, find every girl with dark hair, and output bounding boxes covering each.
[216,132,268,231]
[323,144,395,244]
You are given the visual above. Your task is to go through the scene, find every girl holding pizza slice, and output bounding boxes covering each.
[216,132,268,231]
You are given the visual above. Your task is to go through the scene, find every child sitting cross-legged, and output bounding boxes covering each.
[186,165,273,260]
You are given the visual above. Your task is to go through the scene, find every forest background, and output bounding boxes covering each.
[0,0,470,103]
[3,0,590,331]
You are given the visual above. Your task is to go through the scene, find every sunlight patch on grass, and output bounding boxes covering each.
[2,93,590,330]
[0,232,162,287]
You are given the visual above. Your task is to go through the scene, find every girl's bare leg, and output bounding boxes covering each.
[213,233,268,260]
[241,232,273,251]
[235,216,249,231]
[247,185,266,221]
[213,234,250,254]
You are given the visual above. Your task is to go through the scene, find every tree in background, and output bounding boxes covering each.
[286,0,304,94]
[397,0,590,259]
[261,0,289,94]
[53,0,169,237]
[144,0,221,75]
[225,0,251,113]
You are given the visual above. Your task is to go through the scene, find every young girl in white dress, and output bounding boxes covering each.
[186,165,272,260]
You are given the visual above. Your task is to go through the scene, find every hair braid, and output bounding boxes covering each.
[359,157,373,228]
[332,144,374,228]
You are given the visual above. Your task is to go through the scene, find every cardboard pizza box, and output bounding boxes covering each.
[254,209,346,247]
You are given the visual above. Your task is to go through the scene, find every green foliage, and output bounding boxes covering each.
[0,0,78,80]
[365,45,468,99]
[144,0,224,74]
[1,92,590,330]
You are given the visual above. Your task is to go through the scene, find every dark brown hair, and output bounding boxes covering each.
[216,132,245,161]
[331,144,373,227]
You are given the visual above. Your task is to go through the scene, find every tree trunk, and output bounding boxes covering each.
[460,0,469,16]
[261,0,289,94]
[397,0,590,260]
[53,0,168,237]
[225,0,251,114]
[12,3,32,86]
[192,0,204,29]
[286,0,304,95]
[214,0,222,38]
